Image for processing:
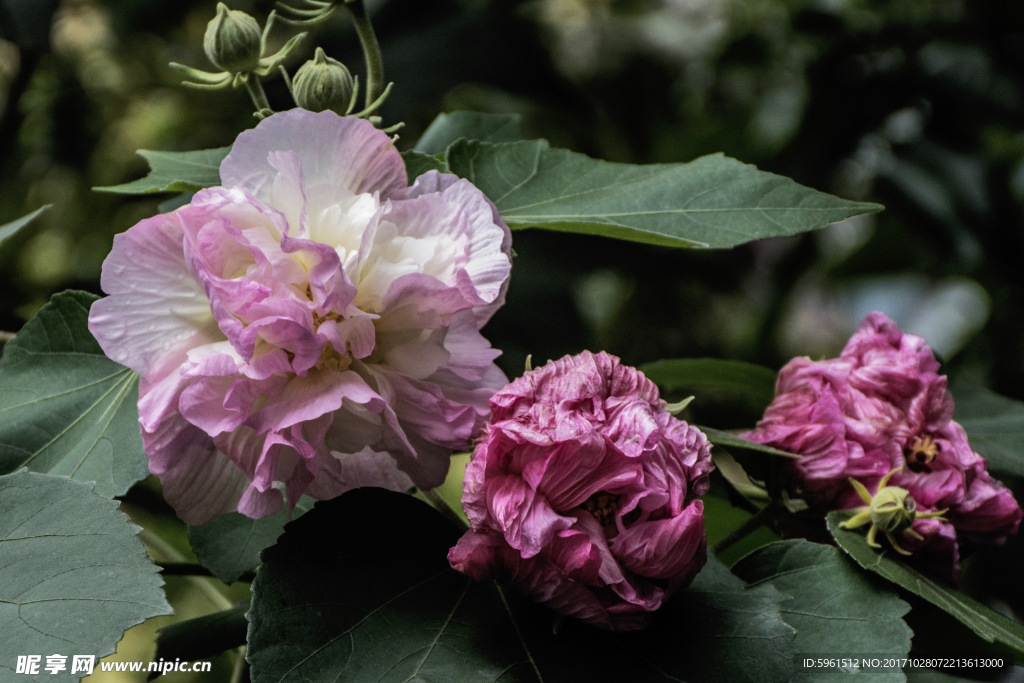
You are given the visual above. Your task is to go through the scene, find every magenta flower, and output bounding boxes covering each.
[88,110,512,525]
[448,351,714,631]
[742,312,1021,582]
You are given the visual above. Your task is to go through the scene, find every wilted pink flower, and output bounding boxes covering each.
[448,351,714,631]
[89,110,512,525]
[742,312,1021,582]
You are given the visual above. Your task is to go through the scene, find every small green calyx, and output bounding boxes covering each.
[205,3,262,74]
[293,48,355,114]
[839,466,947,556]
[869,485,917,533]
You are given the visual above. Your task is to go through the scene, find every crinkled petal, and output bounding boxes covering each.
[486,475,574,557]
[609,500,706,580]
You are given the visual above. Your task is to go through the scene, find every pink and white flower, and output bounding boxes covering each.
[89,110,512,525]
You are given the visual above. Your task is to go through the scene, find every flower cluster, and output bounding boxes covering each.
[742,312,1021,582]
[89,109,512,525]
[448,351,714,631]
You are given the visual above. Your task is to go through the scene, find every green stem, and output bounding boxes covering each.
[244,75,272,115]
[229,645,249,683]
[421,488,468,532]
[138,528,233,611]
[712,503,777,556]
[345,0,383,109]
[158,562,255,583]
[139,528,247,676]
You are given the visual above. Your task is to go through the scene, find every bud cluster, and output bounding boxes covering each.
[169,1,399,130]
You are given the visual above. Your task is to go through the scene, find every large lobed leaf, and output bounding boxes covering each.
[94,147,230,195]
[734,540,912,683]
[445,140,883,249]
[248,488,797,683]
[0,291,148,498]
[0,469,171,681]
[188,496,315,584]
[400,150,448,186]
[414,111,525,155]
[91,115,880,251]
[827,512,1024,663]
[640,357,778,412]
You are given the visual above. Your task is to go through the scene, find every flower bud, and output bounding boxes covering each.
[204,3,262,74]
[293,48,354,114]
[869,485,917,534]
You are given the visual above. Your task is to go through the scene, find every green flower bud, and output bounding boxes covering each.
[293,47,354,114]
[204,3,262,74]
[869,485,917,534]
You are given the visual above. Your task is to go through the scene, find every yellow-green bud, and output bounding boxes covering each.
[869,485,918,533]
[204,3,262,74]
[293,48,354,114]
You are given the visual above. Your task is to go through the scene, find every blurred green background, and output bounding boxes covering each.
[5,0,1024,396]
[3,0,1024,679]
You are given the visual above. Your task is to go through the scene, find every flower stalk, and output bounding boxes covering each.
[169,5,306,118]
[712,502,777,555]
[345,0,384,109]
[244,76,272,118]
[420,488,469,532]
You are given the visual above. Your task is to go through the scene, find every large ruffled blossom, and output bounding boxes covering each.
[89,110,512,525]
[742,312,1021,582]
[448,351,714,631]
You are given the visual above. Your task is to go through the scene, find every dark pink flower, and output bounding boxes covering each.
[448,351,713,631]
[88,110,512,525]
[742,312,1021,582]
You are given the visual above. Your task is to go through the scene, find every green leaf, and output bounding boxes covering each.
[94,146,230,194]
[400,150,449,186]
[0,291,148,498]
[949,377,1024,480]
[249,489,796,683]
[827,511,1024,664]
[641,358,778,412]
[666,552,796,683]
[445,140,883,249]
[414,111,525,155]
[0,469,172,681]
[158,192,194,214]
[188,496,315,584]
[701,426,800,459]
[733,540,911,683]
[151,601,249,678]
[0,205,50,252]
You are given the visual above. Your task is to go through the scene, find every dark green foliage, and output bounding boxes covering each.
[0,469,171,681]
[0,291,148,498]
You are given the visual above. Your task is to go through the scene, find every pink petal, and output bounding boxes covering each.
[89,212,223,377]
[305,446,415,499]
[221,110,407,201]
[609,500,707,580]
[486,474,573,557]
[142,399,249,526]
